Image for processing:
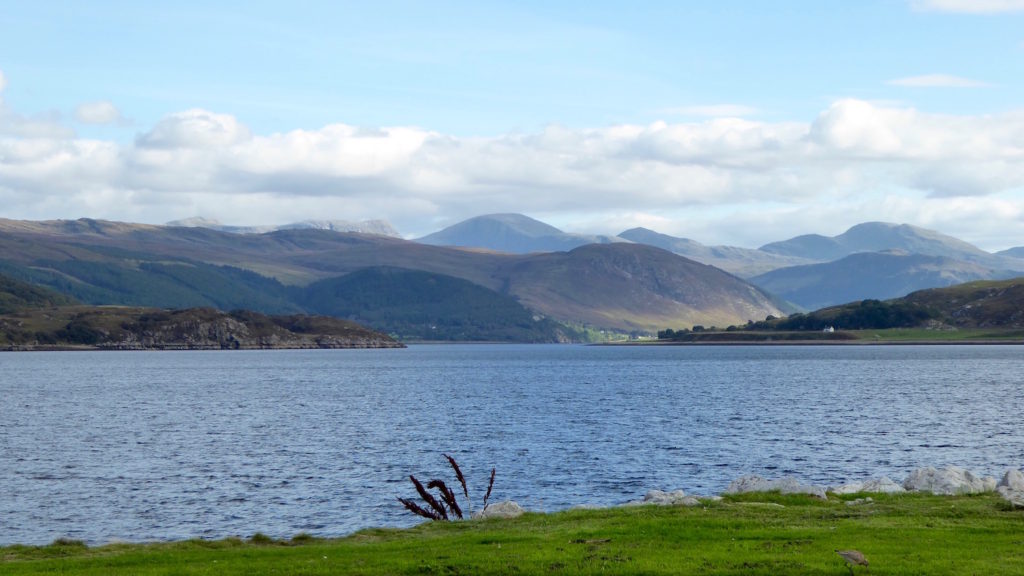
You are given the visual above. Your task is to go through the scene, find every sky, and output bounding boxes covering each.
[1,0,1023,250]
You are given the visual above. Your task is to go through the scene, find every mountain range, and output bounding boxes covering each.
[413,214,1024,310]
[165,216,401,237]
[0,217,787,339]
[3,213,1023,340]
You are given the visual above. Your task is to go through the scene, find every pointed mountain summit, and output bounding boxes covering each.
[417,213,626,253]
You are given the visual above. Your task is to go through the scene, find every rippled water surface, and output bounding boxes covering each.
[2,344,1023,545]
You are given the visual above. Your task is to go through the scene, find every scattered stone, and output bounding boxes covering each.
[725,475,827,499]
[570,503,606,510]
[845,497,874,506]
[996,469,1024,508]
[903,466,996,495]
[622,489,701,507]
[474,501,524,519]
[830,477,905,495]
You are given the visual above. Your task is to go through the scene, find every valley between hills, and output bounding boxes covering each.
[2,213,1023,345]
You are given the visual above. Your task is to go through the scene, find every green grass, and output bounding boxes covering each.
[4,493,1023,574]
[847,328,1024,342]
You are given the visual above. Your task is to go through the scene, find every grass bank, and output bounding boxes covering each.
[643,328,1024,345]
[4,492,1023,575]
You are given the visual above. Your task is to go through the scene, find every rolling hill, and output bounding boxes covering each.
[0,273,77,314]
[759,222,1013,268]
[617,227,812,277]
[749,250,1008,311]
[996,247,1024,260]
[298,267,577,342]
[498,243,790,332]
[750,277,1024,332]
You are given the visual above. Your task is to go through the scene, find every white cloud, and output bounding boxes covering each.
[662,104,759,118]
[136,109,251,149]
[2,96,1024,249]
[0,69,7,94]
[911,0,1024,13]
[74,101,128,125]
[888,74,990,88]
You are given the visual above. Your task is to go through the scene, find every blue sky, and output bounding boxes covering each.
[1,0,1023,248]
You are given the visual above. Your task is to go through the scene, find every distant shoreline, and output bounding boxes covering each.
[601,339,1024,346]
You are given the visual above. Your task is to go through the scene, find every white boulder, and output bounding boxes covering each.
[903,466,996,495]
[473,501,524,519]
[997,469,1024,508]
[622,489,701,507]
[725,475,827,499]
[831,477,905,495]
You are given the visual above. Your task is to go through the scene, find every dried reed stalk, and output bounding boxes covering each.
[427,479,463,519]
[397,497,440,520]
[444,453,469,500]
[482,467,496,509]
[410,475,449,520]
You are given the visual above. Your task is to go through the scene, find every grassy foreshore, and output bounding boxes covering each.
[4,492,1023,575]
[621,328,1024,345]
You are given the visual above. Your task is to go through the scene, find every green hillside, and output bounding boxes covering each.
[300,267,578,342]
[0,260,300,313]
[750,277,1024,332]
[0,273,76,313]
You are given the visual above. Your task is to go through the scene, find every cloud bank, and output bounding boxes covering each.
[1,76,1023,249]
[74,101,128,125]
[912,0,1024,13]
[888,74,991,88]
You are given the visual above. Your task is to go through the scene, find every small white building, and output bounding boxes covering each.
[823,326,835,333]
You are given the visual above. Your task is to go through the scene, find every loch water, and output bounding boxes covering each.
[2,344,1023,545]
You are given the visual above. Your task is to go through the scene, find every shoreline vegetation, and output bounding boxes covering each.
[5,467,1023,574]
[4,491,1023,574]
[0,306,404,351]
[607,328,1024,346]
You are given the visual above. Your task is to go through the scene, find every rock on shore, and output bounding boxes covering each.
[715,466,1023,507]
[623,489,702,507]
[725,475,827,499]
[997,470,1024,508]
[473,501,525,519]
[903,466,997,495]
[830,477,905,495]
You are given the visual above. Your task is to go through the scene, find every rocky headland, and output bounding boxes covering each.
[1,306,404,350]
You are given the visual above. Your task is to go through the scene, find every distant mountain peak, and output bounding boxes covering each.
[165,217,401,237]
[417,213,626,253]
[166,216,223,227]
[760,221,991,263]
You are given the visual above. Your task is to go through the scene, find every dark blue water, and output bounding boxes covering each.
[2,344,1023,545]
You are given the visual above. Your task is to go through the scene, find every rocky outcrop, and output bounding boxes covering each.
[473,501,524,519]
[830,477,905,495]
[997,469,1024,508]
[903,466,996,495]
[725,475,827,499]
